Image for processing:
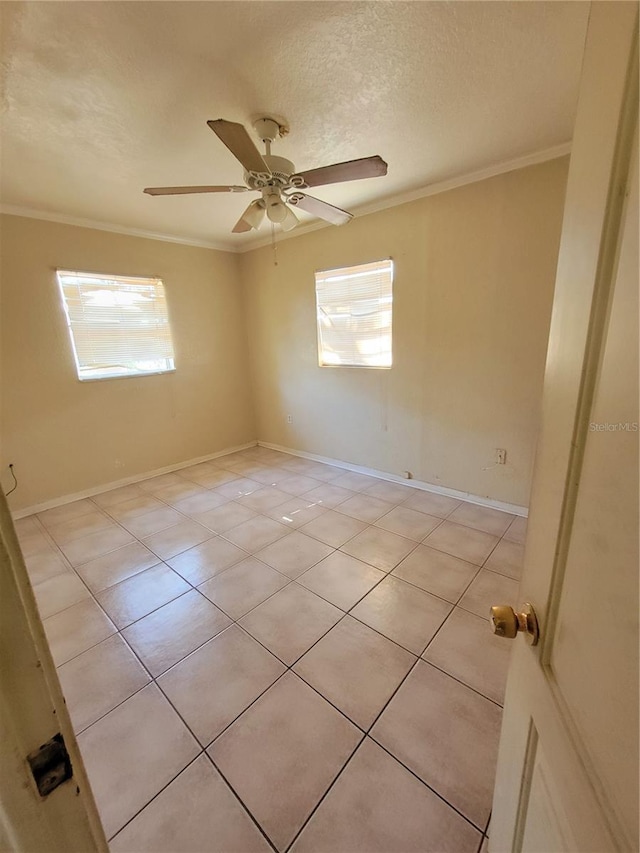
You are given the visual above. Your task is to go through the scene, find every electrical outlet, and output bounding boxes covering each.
[286,414,293,424]
[496,448,507,465]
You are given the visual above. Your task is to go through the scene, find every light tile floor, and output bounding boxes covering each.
[16,445,525,852]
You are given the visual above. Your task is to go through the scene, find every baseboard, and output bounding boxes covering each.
[259,441,529,517]
[13,437,528,520]
[12,441,258,519]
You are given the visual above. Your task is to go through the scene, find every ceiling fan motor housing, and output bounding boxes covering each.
[244,154,296,190]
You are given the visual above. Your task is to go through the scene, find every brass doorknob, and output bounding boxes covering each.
[490,602,539,646]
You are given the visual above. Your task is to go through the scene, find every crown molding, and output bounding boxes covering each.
[0,141,570,255]
[240,141,572,252]
[0,205,240,253]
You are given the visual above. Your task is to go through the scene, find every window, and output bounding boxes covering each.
[56,270,176,381]
[315,258,393,367]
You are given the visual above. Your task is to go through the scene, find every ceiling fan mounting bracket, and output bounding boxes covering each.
[253,117,288,143]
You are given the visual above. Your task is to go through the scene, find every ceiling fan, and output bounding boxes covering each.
[144,117,388,234]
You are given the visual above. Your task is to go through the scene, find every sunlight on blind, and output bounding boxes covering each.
[56,271,176,381]
[315,259,393,367]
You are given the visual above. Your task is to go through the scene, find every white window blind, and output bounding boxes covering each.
[315,259,393,367]
[56,270,176,381]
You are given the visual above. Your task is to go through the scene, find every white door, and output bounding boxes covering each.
[0,487,108,851]
[490,3,638,851]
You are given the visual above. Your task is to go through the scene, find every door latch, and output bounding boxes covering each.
[27,733,73,796]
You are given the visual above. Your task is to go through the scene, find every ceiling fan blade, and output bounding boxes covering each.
[232,200,265,233]
[289,193,353,226]
[144,185,249,196]
[207,119,271,175]
[293,155,387,189]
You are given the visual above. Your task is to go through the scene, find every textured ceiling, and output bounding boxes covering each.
[0,1,589,250]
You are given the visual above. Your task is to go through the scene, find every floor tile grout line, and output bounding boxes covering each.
[197,667,291,750]
[369,733,488,834]
[295,564,391,616]
[359,590,472,739]
[340,531,423,573]
[289,551,436,667]
[285,725,486,852]
[239,604,352,672]
[28,515,129,654]
[362,651,433,733]
[98,494,197,539]
[480,533,510,569]
[30,462,516,580]
[20,451,519,847]
[72,677,153,737]
[345,598,451,659]
[232,587,419,680]
[31,502,512,676]
[203,753,280,853]
[105,749,205,844]
[121,590,233,674]
[58,581,224,675]
[167,542,253,586]
[64,541,500,742]
[100,578,194,629]
[101,645,284,850]
[199,570,296,622]
[387,561,481,606]
[202,492,510,570]
[49,566,195,665]
[76,622,286,773]
[47,460,512,555]
[40,501,487,670]
[418,658,505,710]
[282,732,368,853]
[290,666,391,735]
[66,490,286,753]
[66,558,322,701]
[87,634,489,850]
[366,569,505,703]
[46,498,146,566]
[90,467,277,561]
[80,560,196,620]
[478,563,524,582]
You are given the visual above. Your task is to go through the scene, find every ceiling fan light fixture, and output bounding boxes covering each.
[243,200,265,230]
[280,204,299,232]
[265,196,288,224]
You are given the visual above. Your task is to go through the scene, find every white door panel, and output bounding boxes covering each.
[491,3,639,851]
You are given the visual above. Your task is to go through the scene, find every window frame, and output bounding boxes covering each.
[314,257,394,369]
[55,268,177,383]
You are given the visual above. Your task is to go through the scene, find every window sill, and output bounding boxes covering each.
[77,368,177,383]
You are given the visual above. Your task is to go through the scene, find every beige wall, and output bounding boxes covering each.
[1,158,568,512]
[0,215,255,510]
[241,157,569,507]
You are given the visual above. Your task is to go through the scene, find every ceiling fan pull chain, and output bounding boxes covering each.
[271,222,278,266]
